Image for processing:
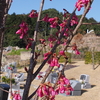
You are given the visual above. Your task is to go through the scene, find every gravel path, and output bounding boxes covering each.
[13,61,100,100]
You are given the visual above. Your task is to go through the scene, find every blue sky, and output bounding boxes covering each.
[8,0,100,22]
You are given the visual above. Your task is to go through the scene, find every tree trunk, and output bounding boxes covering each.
[0,0,6,72]
[92,47,95,70]
[22,0,45,99]
[22,57,37,100]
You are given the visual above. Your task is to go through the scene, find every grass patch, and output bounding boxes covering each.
[7,48,31,55]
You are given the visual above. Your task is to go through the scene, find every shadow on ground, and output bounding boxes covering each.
[91,85,96,88]
[81,89,88,95]
[81,84,96,95]
[64,64,79,71]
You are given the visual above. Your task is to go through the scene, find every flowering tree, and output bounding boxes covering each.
[0,0,94,100]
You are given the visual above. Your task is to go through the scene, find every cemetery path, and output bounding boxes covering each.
[55,61,100,100]
[17,60,100,100]
[2,60,100,100]
[29,61,100,100]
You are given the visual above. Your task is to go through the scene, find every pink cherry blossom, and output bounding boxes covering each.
[66,90,70,95]
[16,28,26,39]
[72,43,77,51]
[75,49,80,55]
[49,87,56,96]
[12,92,21,100]
[29,10,38,18]
[25,42,32,50]
[37,84,56,99]
[50,21,58,28]
[42,85,49,95]
[50,97,55,100]
[26,38,34,50]
[48,36,56,48]
[50,57,60,67]
[17,94,21,100]
[72,43,80,55]
[48,17,59,28]
[39,38,46,46]
[37,87,44,97]
[14,94,21,100]
[49,42,53,48]
[19,21,28,30]
[59,85,66,93]
[75,0,90,11]
[63,42,66,46]
[63,39,67,46]
[66,85,74,93]
[49,87,56,100]
[75,0,83,11]
[44,52,52,60]
[55,88,59,95]
[42,14,49,22]
[57,40,61,45]
[70,14,78,26]
[8,67,12,70]
[56,75,74,95]
[64,32,69,37]
[48,36,56,42]
[46,53,60,67]
[16,22,28,39]
[63,77,70,84]
[59,50,65,56]
[59,21,66,28]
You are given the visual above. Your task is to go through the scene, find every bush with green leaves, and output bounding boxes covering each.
[2,76,15,84]
[85,51,100,64]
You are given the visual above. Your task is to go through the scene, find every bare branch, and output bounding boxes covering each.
[73,0,94,34]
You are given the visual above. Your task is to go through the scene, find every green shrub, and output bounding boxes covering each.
[85,51,100,64]
[84,51,92,64]
[2,76,15,84]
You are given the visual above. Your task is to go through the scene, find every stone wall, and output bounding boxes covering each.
[20,51,32,60]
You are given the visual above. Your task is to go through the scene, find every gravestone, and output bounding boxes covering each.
[59,80,81,96]
[58,64,65,76]
[5,46,12,52]
[46,72,58,83]
[70,80,81,96]
[14,73,25,82]
[4,62,17,78]
[79,74,91,89]
[80,74,89,83]
[11,62,17,73]
[4,65,11,78]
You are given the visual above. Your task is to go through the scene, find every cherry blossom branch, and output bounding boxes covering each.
[22,0,45,100]
[29,1,94,99]
[73,0,93,35]
[31,8,77,82]
[28,8,77,100]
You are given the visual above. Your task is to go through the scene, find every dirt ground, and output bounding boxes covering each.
[13,60,100,100]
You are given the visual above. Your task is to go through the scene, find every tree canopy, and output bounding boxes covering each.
[4,8,100,48]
